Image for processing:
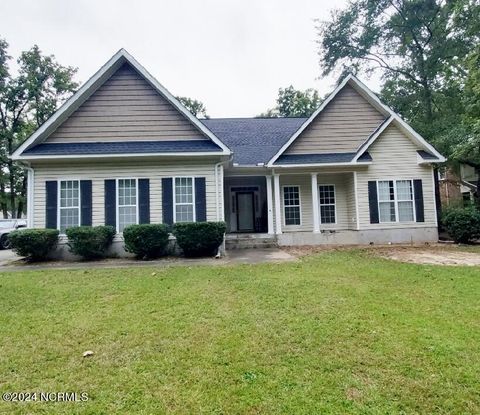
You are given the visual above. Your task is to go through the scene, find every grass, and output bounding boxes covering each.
[0,250,479,414]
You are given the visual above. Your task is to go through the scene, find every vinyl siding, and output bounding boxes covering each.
[356,124,436,229]
[278,173,352,232]
[346,174,358,230]
[45,63,207,143]
[285,84,386,155]
[32,161,220,229]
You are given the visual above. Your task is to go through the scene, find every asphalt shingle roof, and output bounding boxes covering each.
[201,117,307,165]
[417,150,438,160]
[275,152,372,165]
[23,140,222,155]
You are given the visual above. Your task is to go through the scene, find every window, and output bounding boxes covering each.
[59,180,80,233]
[118,179,137,232]
[319,185,336,224]
[283,186,301,225]
[174,177,195,222]
[378,180,415,223]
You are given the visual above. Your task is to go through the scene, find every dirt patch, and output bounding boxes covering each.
[378,246,480,266]
[284,243,480,266]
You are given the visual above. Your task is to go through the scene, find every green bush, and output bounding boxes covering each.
[173,222,226,257]
[442,206,480,243]
[9,228,59,261]
[66,226,116,259]
[123,224,170,259]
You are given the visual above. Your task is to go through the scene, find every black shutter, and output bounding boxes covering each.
[45,181,58,229]
[413,179,424,222]
[104,179,116,228]
[368,181,379,224]
[162,178,173,225]
[195,177,207,222]
[138,179,150,224]
[80,180,92,226]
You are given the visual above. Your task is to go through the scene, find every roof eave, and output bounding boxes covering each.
[12,151,229,161]
[12,49,231,159]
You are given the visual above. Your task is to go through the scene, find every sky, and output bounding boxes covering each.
[0,0,381,118]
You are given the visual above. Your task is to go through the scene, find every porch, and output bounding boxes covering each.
[223,172,359,237]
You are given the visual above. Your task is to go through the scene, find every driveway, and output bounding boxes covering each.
[0,248,297,272]
[0,249,20,266]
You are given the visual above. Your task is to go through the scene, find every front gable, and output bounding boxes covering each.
[12,49,230,159]
[285,84,386,155]
[45,63,207,143]
[268,75,445,166]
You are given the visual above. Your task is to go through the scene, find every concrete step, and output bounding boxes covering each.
[225,235,278,250]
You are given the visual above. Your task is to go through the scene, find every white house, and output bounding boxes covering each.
[11,49,445,254]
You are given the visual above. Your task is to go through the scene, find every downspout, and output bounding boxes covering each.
[24,163,34,228]
[214,155,233,221]
[215,155,233,258]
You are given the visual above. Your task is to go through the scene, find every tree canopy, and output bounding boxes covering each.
[0,39,78,218]
[176,96,208,118]
[317,0,480,200]
[259,86,321,118]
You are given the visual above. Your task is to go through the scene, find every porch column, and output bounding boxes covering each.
[311,173,320,233]
[274,174,282,234]
[266,175,274,235]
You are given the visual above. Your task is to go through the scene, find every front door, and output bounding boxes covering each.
[236,192,255,232]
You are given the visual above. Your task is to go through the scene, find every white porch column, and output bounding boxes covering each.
[311,173,320,233]
[266,175,274,235]
[26,168,34,228]
[273,174,282,234]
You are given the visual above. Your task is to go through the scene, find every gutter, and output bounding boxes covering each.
[23,163,34,228]
[215,155,233,221]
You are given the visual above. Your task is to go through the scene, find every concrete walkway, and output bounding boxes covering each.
[0,248,296,272]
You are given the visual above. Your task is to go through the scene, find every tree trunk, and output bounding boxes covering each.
[0,183,7,219]
[476,167,480,208]
[16,175,27,218]
[7,160,16,218]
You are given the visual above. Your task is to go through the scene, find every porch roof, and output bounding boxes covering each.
[201,117,307,165]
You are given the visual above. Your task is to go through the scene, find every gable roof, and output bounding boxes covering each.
[267,74,445,166]
[201,117,306,165]
[21,140,222,158]
[12,49,230,160]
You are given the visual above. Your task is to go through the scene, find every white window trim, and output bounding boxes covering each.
[116,178,139,233]
[57,179,81,234]
[377,179,416,224]
[282,185,302,226]
[318,184,337,225]
[173,176,196,223]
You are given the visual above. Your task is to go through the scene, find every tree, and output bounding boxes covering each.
[316,0,478,141]
[0,40,78,218]
[436,45,480,204]
[176,96,208,118]
[259,86,321,118]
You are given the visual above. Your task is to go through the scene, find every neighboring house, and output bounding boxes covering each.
[439,165,478,207]
[11,49,446,255]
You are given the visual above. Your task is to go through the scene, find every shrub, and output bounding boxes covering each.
[123,224,170,259]
[9,228,59,261]
[442,206,480,244]
[66,226,115,259]
[173,222,226,257]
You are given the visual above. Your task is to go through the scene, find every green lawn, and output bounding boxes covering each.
[0,250,479,414]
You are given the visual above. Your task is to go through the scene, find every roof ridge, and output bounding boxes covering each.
[201,116,309,121]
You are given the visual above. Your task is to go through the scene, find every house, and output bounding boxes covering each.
[439,165,478,207]
[11,49,446,256]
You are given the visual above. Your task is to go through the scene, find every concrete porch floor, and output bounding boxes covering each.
[0,247,296,272]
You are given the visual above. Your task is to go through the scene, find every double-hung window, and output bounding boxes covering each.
[118,179,138,232]
[59,180,80,233]
[174,177,195,222]
[378,180,414,222]
[319,185,336,224]
[283,186,301,225]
